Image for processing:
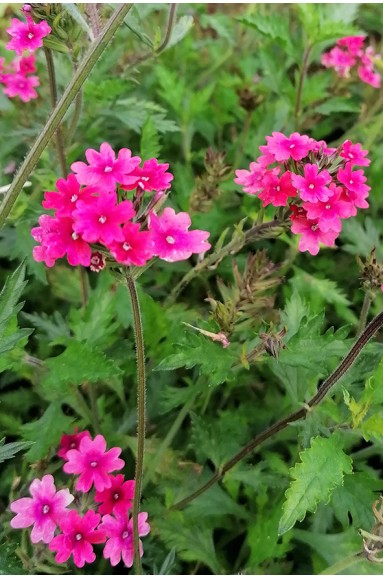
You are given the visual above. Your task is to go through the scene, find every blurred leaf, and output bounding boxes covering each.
[62,4,94,40]
[166,15,194,50]
[0,438,34,464]
[140,117,161,160]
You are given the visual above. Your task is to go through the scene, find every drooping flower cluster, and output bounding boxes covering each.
[235,132,371,255]
[321,36,381,88]
[1,6,51,102]
[32,143,211,269]
[9,431,150,569]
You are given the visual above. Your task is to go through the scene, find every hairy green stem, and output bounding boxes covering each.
[171,310,383,511]
[294,45,312,129]
[43,48,67,177]
[358,291,373,336]
[319,552,364,575]
[126,274,146,575]
[157,4,177,53]
[0,3,132,229]
[167,219,287,303]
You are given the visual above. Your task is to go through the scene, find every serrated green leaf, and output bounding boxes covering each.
[331,473,381,530]
[0,438,34,464]
[21,402,74,462]
[279,434,353,535]
[140,117,161,160]
[0,263,31,356]
[0,542,28,574]
[166,15,194,50]
[316,97,361,115]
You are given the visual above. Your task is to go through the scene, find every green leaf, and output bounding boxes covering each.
[0,438,34,464]
[0,542,28,574]
[341,217,382,258]
[166,15,194,50]
[0,263,32,356]
[281,290,309,341]
[140,117,161,160]
[279,434,353,535]
[331,473,382,529]
[315,97,361,116]
[21,403,74,462]
[62,4,94,40]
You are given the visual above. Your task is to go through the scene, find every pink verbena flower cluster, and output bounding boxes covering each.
[321,36,381,88]
[9,430,150,569]
[234,132,371,255]
[32,142,211,269]
[1,6,50,102]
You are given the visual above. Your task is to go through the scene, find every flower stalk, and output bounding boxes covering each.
[125,273,146,575]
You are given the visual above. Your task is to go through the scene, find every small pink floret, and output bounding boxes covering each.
[95,474,135,516]
[6,15,51,55]
[58,428,91,460]
[99,511,150,568]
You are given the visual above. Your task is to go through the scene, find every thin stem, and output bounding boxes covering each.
[87,4,102,38]
[43,48,67,177]
[358,291,372,335]
[294,45,312,129]
[156,4,177,53]
[0,3,132,229]
[171,309,383,510]
[319,552,364,575]
[126,274,146,575]
[167,219,287,303]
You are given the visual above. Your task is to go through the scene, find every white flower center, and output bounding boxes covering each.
[311,224,318,231]
[70,442,76,448]
[75,533,82,541]
[104,166,113,173]
[276,186,280,192]
[72,232,79,240]
[349,153,354,158]
[166,235,175,244]
[113,493,120,501]
[123,242,131,251]
[308,184,315,190]
[99,215,107,224]
[122,531,129,539]
[289,144,295,149]
[349,179,354,185]
[27,32,34,39]
[42,505,50,514]
[325,204,331,209]
[90,461,98,467]
[71,194,78,203]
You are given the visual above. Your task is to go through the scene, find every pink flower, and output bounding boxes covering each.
[107,222,154,266]
[42,174,98,217]
[340,140,370,167]
[337,36,366,56]
[265,132,313,162]
[6,15,51,55]
[120,158,173,192]
[58,428,91,460]
[337,165,370,208]
[321,47,355,77]
[291,214,339,256]
[303,184,356,232]
[311,139,336,156]
[234,162,268,195]
[49,510,105,568]
[63,434,124,493]
[258,171,297,207]
[99,512,150,568]
[73,192,135,245]
[358,65,381,88]
[3,73,39,102]
[12,54,36,75]
[32,215,92,267]
[95,474,135,516]
[10,475,73,544]
[149,207,211,262]
[291,163,332,203]
[71,143,141,190]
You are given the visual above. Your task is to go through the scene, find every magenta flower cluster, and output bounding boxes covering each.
[235,132,371,255]
[32,143,211,270]
[1,6,51,102]
[10,430,150,569]
[321,35,381,88]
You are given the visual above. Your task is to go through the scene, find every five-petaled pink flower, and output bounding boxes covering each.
[71,143,141,190]
[121,158,173,192]
[99,512,150,568]
[12,54,36,75]
[337,165,371,208]
[303,184,356,232]
[43,174,97,218]
[340,140,370,167]
[258,171,297,207]
[149,207,211,262]
[10,475,73,544]
[6,15,51,55]
[234,162,268,195]
[265,132,313,162]
[107,222,154,266]
[290,212,339,256]
[95,474,135,516]
[3,73,39,102]
[58,428,91,460]
[63,434,125,492]
[49,510,105,568]
[291,164,332,203]
[73,192,135,245]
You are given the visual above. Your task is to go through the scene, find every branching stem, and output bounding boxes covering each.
[171,310,383,510]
